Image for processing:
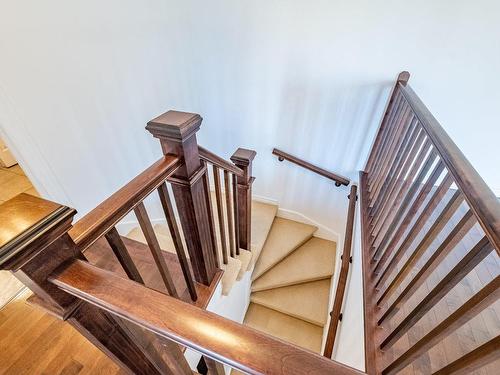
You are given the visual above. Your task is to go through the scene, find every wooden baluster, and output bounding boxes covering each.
[369,132,429,230]
[373,159,445,268]
[370,105,413,201]
[202,162,220,266]
[0,194,168,374]
[104,227,144,283]
[378,210,476,324]
[370,120,419,212]
[146,110,217,285]
[212,166,229,264]
[369,129,427,223]
[432,335,500,375]
[380,236,492,349]
[365,71,410,176]
[383,275,500,374]
[365,87,402,175]
[371,147,437,255]
[376,189,464,305]
[374,173,453,288]
[371,140,434,237]
[224,170,236,258]
[232,173,240,256]
[134,202,178,298]
[204,356,225,374]
[231,148,256,250]
[368,91,405,190]
[157,182,197,301]
[368,89,405,185]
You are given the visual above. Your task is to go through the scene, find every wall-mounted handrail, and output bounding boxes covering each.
[272,148,350,187]
[51,259,364,375]
[199,145,244,177]
[69,155,182,251]
[398,82,500,256]
[323,184,357,358]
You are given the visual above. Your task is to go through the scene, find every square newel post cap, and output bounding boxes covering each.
[0,194,76,270]
[146,110,203,142]
[230,148,257,167]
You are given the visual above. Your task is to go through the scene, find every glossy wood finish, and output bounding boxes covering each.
[52,259,363,375]
[134,202,178,298]
[202,162,220,268]
[199,145,244,177]
[383,276,500,375]
[0,292,126,375]
[272,148,350,187]
[360,71,500,374]
[85,236,221,309]
[212,166,229,265]
[224,170,236,258]
[69,155,181,251]
[398,83,500,257]
[0,195,165,374]
[104,227,144,284]
[157,182,197,301]
[231,148,256,250]
[147,110,218,286]
[324,185,357,358]
[432,336,500,375]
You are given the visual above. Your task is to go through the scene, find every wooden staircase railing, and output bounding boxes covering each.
[360,72,500,374]
[272,148,350,187]
[0,109,364,374]
[324,184,358,358]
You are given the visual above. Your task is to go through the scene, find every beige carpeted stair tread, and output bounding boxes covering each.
[252,218,317,280]
[236,249,252,280]
[252,237,336,292]
[249,200,278,270]
[250,279,331,326]
[243,303,323,353]
[221,256,242,296]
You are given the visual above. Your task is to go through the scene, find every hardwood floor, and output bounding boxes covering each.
[0,290,125,375]
[0,233,221,374]
[379,190,500,374]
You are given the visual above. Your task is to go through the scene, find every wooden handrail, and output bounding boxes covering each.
[51,259,364,375]
[272,148,350,187]
[69,155,182,251]
[398,82,500,256]
[199,145,244,177]
[323,185,358,358]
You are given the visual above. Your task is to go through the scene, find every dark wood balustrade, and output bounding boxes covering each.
[1,73,499,374]
[272,148,350,187]
[0,109,362,374]
[360,71,500,374]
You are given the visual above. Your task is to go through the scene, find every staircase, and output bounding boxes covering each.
[4,72,497,375]
[125,199,337,354]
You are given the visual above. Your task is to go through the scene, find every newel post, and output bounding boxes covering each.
[0,194,164,374]
[230,148,256,250]
[146,110,218,285]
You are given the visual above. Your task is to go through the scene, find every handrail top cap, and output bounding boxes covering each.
[0,193,76,269]
[146,110,202,141]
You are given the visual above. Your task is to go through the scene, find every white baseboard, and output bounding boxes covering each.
[251,194,279,206]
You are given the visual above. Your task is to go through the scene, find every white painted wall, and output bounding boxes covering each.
[1,1,499,234]
[1,1,498,370]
